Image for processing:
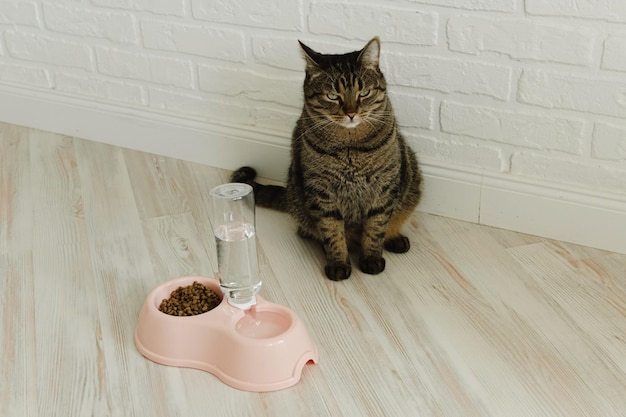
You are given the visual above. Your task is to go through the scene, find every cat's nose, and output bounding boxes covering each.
[346,113,357,120]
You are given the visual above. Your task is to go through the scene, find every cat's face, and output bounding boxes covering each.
[299,37,388,130]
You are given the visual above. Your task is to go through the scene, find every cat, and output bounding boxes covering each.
[231,36,422,281]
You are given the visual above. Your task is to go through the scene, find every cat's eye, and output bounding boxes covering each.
[359,89,371,97]
[327,93,339,100]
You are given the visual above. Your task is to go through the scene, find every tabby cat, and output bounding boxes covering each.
[232,37,422,281]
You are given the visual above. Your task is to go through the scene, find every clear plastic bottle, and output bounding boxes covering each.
[209,183,261,310]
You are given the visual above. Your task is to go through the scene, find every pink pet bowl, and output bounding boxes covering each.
[134,276,318,392]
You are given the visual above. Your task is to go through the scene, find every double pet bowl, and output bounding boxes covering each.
[134,276,318,392]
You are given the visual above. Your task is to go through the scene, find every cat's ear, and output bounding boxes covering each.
[358,37,381,69]
[299,40,324,69]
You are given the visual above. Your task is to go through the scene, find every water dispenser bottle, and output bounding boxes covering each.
[209,183,262,310]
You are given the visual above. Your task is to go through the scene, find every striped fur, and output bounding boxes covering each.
[232,37,422,280]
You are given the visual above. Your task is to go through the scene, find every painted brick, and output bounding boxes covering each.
[518,70,626,118]
[448,16,595,66]
[43,3,138,44]
[440,101,585,154]
[385,53,511,100]
[602,32,626,72]
[141,19,245,62]
[148,88,253,125]
[0,1,39,26]
[96,47,193,88]
[56,73,145,106]
[406,133,506,171]
[387,90,434,129]
[407,0,514,12]
[198,65,302,107]
[526,0,626,22]
[0,61,51,88]
[191,0,303,31]
[5,29,93,71]
[148,88,210,118]
[92,0,185,17]
[253,106,300,134]
[309,2,438,45]
[253,37,368,71]
[592,122,626,161]
[511,152,626,192]
[253,36,305,71]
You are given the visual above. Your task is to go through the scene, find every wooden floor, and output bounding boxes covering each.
[1,121,626,417]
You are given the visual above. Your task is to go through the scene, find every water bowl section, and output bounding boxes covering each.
[236,310,292,339]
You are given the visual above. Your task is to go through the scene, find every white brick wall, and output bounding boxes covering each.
[525,0,626,22]
[440,101,585,153]
[140,19,246,62]
[42,3,138,44]
[1,0,625,196]
[0,1,39,26]
[447,16,597,66]
[6,29,94,70]
[308,2,439,45]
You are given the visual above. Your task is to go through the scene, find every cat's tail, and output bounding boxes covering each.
[230,167,288,212]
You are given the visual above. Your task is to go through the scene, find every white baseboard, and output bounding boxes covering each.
[479,174,626,253]
[0,84,293,180]
[2,84,625,254]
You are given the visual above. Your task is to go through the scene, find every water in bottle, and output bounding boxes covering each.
[215,222,261,308]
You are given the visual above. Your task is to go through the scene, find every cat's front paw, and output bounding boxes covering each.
[324,261,352,281]
[359,255,386,275]
[384,235,410,253]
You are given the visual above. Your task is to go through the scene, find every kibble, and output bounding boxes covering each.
[159,281,221,316]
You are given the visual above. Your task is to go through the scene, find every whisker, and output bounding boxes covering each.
[293,117,336,142]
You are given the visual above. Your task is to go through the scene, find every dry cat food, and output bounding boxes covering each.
[159,281,221,316]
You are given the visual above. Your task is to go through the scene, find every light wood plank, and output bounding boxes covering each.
[508,242,626,405]
[141,212,215,280]
[73,138,164,416]
[124,148,205,219]
[0,123,36,417]
[421,216,626,416]
[29,130,112,417]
